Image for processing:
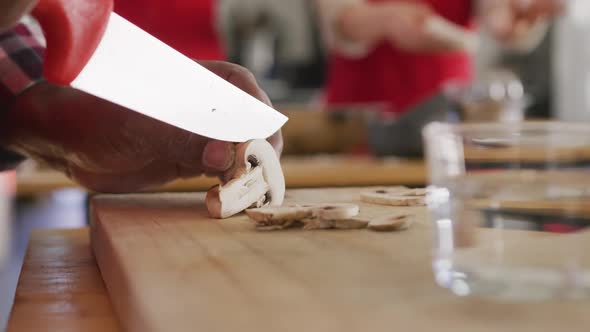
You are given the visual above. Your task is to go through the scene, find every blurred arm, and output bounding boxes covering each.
[317,0,468,55]
[316,0,374,57]
[477,0,564,52]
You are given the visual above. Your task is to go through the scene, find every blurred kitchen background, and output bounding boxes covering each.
[1,0,590,329]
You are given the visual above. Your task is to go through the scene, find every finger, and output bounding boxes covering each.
[198,61,284,156]
[201,140,236,173]
[259,89,273,107]
[156,129,208,172]
[267,130,284,157]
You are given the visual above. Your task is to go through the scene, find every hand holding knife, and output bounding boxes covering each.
[0,0,285,194]
[30,0,287,143]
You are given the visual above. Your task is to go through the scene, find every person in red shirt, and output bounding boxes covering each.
[317,0,564,115]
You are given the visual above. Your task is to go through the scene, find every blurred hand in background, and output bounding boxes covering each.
[481,0,565,47]
[329,0,472,53]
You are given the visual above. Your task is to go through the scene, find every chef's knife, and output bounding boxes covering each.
[32,0,288,143]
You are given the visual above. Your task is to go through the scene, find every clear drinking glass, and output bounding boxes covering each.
[423,122,590,301]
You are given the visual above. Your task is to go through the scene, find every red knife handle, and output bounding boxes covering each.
[31,0,113,85]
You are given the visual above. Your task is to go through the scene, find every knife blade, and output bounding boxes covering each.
[70,13,288,143]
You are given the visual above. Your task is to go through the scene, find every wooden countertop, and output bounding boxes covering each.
[7,228,120,332]
[9,188,590,331]
[16,156,426,196]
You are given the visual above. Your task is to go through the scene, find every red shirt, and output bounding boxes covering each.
[114,0,224,60]
[324,0,473,114]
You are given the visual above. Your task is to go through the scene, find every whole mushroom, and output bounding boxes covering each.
[206,139,285,219]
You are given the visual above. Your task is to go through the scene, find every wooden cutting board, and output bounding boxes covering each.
[90,188,590,332]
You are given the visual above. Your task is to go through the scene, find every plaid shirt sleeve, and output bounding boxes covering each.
[0,19,45,171]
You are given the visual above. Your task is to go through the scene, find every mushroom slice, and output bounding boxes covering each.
[246,206,312,227]
[246,204,362,231]
[314,203,360,220]
[301,218,368,231]
[332,218,370,230]
[246,206,313,231]
[360,188,426,206]
[376,196,426,207]
[206,139,285,219]
[301,204,361,230]
[255,218,304,231]
[302,219,335,230]
[362,187,409,195]
[368,214,414,232]
[401,188,427,197]
[297,203,360,220]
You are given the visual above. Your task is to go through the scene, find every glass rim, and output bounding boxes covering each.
[423,121,590,139]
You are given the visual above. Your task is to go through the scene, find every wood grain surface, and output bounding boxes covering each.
[7,228,121,332]
[90,188,590,332]
[17,156,426,196]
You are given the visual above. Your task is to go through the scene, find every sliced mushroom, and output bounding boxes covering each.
[368,214,414,232]
[331,218,370,230]
[247,206,309,231]
[401,188,427,197]
[245,203,361,231]
[302,216,369,231]
[302,219,335,230]
[375,196,426,206]
[360,187,426,206]
[305,203,360,220]
[360,187,408,202]
[206,139,285,219]
[246,206,312,225]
